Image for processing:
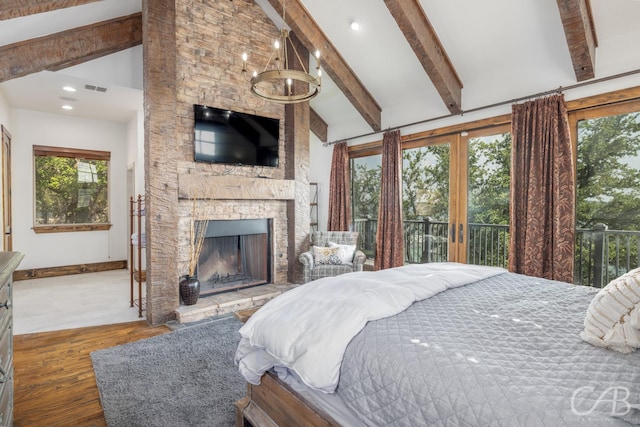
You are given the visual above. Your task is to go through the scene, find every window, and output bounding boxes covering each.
[570,101,640,286]
[33,145,110,232]
[351,154,381,258]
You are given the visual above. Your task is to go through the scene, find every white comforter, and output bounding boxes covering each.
[234,262,505,393]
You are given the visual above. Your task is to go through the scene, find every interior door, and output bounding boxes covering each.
[1,126,12,251]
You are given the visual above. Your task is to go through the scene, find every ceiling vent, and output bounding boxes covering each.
[85,84,108,93]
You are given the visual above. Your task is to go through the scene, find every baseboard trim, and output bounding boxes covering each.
[14,260,127,281]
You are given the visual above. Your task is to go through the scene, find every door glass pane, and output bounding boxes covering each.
[351,155,381,258]
[402,144,450,263]
[467,132,511,268]
[575,111,640,286]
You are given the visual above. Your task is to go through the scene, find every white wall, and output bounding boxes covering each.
[125,109,145,196]
[64,46,144,91]
[11,108,128,269]
[125,109,145,271]
[0,89,9,127]
[309,133,332,232]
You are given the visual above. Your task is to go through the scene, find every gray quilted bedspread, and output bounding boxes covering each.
[335,272,640,426]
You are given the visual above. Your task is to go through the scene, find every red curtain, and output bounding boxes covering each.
[375,130,405,270]
[509,94,575,283]
[327,141,352,231]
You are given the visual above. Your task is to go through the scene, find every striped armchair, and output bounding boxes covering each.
[299,231,367,283]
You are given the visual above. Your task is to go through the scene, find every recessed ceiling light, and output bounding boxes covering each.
[62,105,73,110]
[62,86,76,92]
[350,20,361,31]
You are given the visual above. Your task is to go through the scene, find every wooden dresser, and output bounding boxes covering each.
[0,252,24,426]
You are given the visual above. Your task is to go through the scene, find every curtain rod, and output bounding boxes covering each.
[323,68,640,146]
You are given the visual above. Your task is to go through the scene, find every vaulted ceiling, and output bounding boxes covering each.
[1,0,639,143]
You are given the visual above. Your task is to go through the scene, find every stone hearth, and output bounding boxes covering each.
[174,283,297,323]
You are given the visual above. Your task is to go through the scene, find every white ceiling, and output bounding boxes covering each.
[0,0,143,123]
[1,0,640,141]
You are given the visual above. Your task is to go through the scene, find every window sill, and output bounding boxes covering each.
[32,224,112,234]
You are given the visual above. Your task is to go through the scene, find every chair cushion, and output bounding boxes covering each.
[311,264,354,281]
[328,242,356,264]
[312,246,342,266]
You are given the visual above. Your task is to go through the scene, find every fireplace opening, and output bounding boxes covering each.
[196,219,271,296]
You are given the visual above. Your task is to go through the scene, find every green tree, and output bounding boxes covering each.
[467,133,511,225]
[35,156,109,224]
[576,112,640,230]
[351,159,381,220]
[402,145,449,221]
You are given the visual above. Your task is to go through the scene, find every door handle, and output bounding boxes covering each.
[459,224,464,244]
[450,223,456,243]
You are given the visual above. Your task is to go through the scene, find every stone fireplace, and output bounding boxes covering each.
[172,174,307,323]
[196,219,271,296]
[143,0,311,325]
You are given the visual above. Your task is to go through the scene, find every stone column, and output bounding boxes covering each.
[285,32,311,284]
[143,0,180,324]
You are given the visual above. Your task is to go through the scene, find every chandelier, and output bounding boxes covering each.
[241,1,321,104]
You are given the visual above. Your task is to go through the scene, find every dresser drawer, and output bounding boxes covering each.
[0,314,11,381]
[0,370,12,427]
[0,283,9,328]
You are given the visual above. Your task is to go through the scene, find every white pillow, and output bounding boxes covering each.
[580,267,640,353]
[328,242,356,264]
[312,246,342,266]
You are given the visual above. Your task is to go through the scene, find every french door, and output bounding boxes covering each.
[351,123,512,267]
[449,125,511,266]
[402,135,452,263]
[400,124,511,266]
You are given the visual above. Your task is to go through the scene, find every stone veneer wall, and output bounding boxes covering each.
[176,169,293,286]
[144,0,309,324]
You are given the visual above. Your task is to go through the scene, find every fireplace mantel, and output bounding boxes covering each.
[178,173,296,200]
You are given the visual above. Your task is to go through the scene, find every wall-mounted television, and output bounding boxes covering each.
[193,104,280,167]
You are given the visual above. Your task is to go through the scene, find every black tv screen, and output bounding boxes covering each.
[193,104,280,167]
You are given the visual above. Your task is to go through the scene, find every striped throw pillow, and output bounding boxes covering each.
[581,267,640,353]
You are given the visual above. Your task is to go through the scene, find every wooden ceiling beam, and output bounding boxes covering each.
[266,0,382,131]
[555,0,597,81]
[0,0,100,21]
[310,108,328,142]
[0,12,142,83]
[384,0,463,115]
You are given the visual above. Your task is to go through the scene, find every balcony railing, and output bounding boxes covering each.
[353,218,640,288]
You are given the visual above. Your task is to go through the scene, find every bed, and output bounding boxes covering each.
[235,262,640,426]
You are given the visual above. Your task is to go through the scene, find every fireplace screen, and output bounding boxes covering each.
[196,219,270,296]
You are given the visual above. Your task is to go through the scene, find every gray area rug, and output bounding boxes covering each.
[91,316,245,427]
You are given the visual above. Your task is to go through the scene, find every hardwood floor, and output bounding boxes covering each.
[13,321,170,427]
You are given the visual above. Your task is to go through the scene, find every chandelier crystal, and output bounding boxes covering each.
[241,1,321,104]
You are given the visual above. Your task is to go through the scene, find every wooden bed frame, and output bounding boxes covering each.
[233,307,340,426]
[235,371,339,427]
